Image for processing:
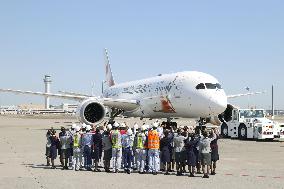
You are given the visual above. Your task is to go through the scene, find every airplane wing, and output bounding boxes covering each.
[0,88,88,101]
[58,90,92,97]
[0,88,139,111]
[227,91,265,99]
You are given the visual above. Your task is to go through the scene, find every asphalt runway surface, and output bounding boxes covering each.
[0,115,283,189]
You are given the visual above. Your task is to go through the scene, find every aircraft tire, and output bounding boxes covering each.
[221,122,229,138]
[238,124,247,140]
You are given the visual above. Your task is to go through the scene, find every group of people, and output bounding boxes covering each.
[45,120,220,179]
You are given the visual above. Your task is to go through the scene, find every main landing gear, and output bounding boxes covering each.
[108,108,124,124]
[161,118,178,129]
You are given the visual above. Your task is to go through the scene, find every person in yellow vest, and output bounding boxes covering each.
[72,126,82,171]
[135,125,147,174]
[111,122,122,173]
[148,122,160,175]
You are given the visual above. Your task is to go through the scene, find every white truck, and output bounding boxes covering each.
[220,108,275,140]
[273,122,284,139]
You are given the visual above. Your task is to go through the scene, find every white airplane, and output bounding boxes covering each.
[0,49,262,126]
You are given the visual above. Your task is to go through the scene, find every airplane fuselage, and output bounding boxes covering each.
[103,71,227,119]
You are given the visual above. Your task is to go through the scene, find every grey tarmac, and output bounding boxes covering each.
[0,115,283,189]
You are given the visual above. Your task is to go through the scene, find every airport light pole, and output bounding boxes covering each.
[272,85,274,118]
[246,87,250,109]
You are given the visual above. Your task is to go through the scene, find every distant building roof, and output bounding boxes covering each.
[18,104,45,110]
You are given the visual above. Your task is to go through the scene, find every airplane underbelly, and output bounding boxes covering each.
[127,95,188,118]
[123,92,212,119]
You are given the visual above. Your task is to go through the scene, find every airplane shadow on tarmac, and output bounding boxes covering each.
[221,138,282,143]
[22,163,58,170]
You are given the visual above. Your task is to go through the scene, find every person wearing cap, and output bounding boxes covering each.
[93,128,102,172]
[73,126,82,171]
[199,130,216,178]
[119,122,127,135]
[111,122,122,173]
[147,122,160,175]
[133,122,139,135]
[132,123,139,170]
[121,128,134,174]
[82,125,93,171]
[68,124,76,168]
[142,124,150,172]
[119,122,127,169]
[134,126,147,174]
[102,125,112,172]
[81,123,87,134]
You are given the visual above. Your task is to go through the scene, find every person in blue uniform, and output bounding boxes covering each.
[160,130,171,175]
[93,128,102,172]
[121,129,134,174]
[185,133,199,177]
[49,130,59,169]
[82,125,93,171]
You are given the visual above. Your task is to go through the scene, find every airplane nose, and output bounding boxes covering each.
[210,95,227,114]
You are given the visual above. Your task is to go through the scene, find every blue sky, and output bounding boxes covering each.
[0,0,283,109]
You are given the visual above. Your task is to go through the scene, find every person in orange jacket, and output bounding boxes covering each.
[147,122,160,175]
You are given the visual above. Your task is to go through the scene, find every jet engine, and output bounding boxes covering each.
[76,99,106,125]
[205,104,235,126]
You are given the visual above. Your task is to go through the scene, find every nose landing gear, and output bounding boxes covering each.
[195,118,207,134]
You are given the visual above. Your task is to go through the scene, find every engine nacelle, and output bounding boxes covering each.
[205,104,235,125]
[76,99,106,125]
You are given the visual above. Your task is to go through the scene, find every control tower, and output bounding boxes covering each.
[43,75,52,109]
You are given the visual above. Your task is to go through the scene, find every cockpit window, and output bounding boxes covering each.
[196,83,222,90]
[196,83,205,89]
[205,83,222,89]
[216,83,222,89]
[205,83,216,89]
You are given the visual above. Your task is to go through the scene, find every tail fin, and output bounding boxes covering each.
[104,48,115,87]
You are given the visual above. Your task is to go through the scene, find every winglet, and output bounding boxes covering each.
[104,48,115,87]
